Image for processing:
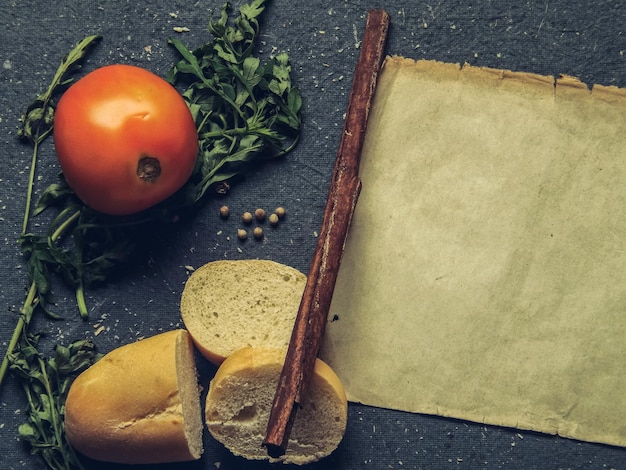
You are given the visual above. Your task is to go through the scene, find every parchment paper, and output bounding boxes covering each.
[320,56,626,447]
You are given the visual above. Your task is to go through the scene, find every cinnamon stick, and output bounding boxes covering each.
[263,9,390,458]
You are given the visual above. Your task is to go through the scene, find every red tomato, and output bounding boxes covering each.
[53,64,198,216]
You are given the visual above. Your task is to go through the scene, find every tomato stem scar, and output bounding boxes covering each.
[137,156,161,182]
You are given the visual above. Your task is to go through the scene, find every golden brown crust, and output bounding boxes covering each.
[64,329,201,464]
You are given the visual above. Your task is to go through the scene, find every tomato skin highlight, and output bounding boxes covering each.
[53,64,198,216]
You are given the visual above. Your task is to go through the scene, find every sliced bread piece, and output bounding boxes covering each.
[64,329,203,464]
[205,346,348,465]
[180,260,306,365]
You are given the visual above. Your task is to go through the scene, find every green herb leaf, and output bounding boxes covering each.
[33,181,78,217]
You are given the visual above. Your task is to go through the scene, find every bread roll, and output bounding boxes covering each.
[180,260,306,365]
[205,347,348,465]
[64,329,203,464]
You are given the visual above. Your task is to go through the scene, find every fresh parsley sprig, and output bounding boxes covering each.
[0,35,102,389]
[9,336,100,470]
[167,0,302,200]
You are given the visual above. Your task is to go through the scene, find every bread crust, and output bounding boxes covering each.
[64,329,202,464]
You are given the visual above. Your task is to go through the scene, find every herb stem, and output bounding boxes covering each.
[51,210,88,319]
[37,355,64,468]
[75,284,88,319]
[199,123,262,140]
[50,209,80,241]
[22,139,41,234]
[0,282,37,387]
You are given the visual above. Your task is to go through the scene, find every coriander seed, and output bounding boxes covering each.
[219,205,230,218]
[274,206,286,219]
[237,229,248,240]
[269,213,279,227]
[242,212,253,224]
[253,226,264,239]
[254,208,266,221]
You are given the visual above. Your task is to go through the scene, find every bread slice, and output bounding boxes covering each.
[205,346,348,465]
[180,260,306,365]
[64,329,203,464]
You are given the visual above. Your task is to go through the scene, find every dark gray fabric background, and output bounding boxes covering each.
[1,1,625,469]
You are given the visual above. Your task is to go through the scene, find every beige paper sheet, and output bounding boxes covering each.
[320,56,626,447]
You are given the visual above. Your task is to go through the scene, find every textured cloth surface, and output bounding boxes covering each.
[1,1,625,469]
